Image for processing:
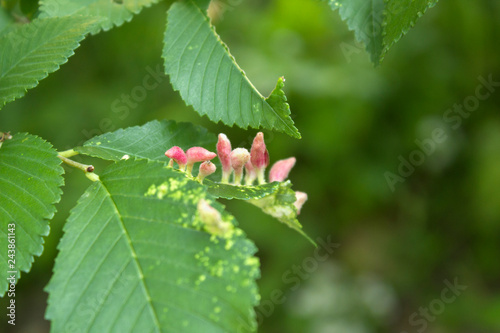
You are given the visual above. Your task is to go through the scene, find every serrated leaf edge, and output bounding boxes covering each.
[380,0,439,61]
[163,0,300,138]
[0,133,64,296]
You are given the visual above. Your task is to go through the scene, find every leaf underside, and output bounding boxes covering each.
[39,0,160,34]
[46,159,260,333]
[383,0,438,52]
[0,133,64,296]
[329,0,438,64]
[330,0,384,65]
[0,16,99,109]
[163,0,300,138]
[249,181,316,246]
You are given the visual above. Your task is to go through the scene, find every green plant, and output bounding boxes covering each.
[0,0,438,331]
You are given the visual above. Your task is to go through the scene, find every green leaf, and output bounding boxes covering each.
[0,7,14,35]
[383,0,438,53]
[0,16,99,109]
[0,133,64,296]
[39,0,160,34]
[163,0,301,138]
[46,159,259,333]
[21,0,39,16]
[76,120,216,162]
[249,181,316,246]
[204,179,281,200]
[328,0,438,64]
[329,0,385,65]
[76,120,312,244]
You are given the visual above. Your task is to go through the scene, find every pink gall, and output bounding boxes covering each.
[244,161,257,185]
[293,191,308,214]
[197,161,216,183]
[197,199,222,231]
[217,133,232,183]
[197,199,233,236]
[250,132,270,184]
[186,147,217,175]
[165,146,187,170]
[269,157,296,182]
[230,148,250,185]
[250,132,269,169]
[230,148,250,171]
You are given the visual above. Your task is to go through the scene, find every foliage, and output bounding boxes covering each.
[0,133,63,295]
[0,16,99,107]
[163,1,300,138]
[0,0,446,332]
[328,0,438,64]
[39,0,160,34]
[76,120,216,162]
[46,159,259,332]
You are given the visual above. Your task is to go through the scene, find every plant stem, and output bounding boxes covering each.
[233,169,243,185]
[58,155,99,182]
[58,149,79,158]
[58,155,92,172]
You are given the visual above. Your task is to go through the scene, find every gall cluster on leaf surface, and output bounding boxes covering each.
[164,132,308,214]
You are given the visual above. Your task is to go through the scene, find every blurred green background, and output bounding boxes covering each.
[1,0,500,332]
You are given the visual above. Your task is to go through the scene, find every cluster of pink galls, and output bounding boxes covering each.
[165,132,308,214]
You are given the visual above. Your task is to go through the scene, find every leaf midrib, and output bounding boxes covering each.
[100,181,162,332]
[186,0,298,135]
[100,179,247,332]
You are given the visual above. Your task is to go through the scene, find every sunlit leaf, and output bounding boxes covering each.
[46,159,259,333]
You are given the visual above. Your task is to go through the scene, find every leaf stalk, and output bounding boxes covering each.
[58,155,99,181]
